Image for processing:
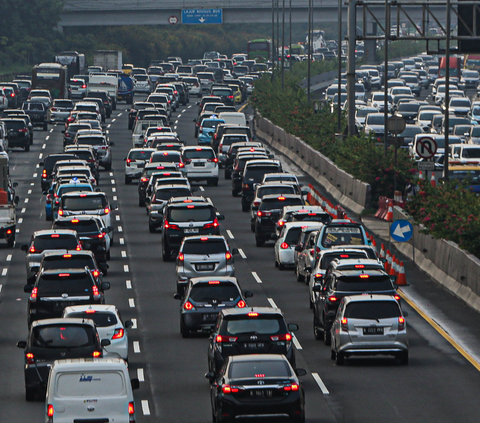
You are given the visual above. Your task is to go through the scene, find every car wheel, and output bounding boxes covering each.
[24,144,30,152]
[279,262,286,270]
[313,313,323,340]
[250,220,255,232]
[25,387,36,402]
[7,235,14,248]
[211,178,218,187]
[180,318,191,338]
[106,249,111,260]
[224,169,231,180]
[335,351,344,365]
[139,197,145,207]
[324,323,332,345]
[292,413,305,423]
[274,258,279,268]
[128,122,132,130]
[241,200,249,212]
[296,266,305,282]
[162,241,171,261]
[398,351,409,365]
[46,213,52,222]
[43,123,48,131]
[255,236,265,247]
[149,223,156,233]
[125,176,131,185]
[104,162,112,171]
[331,348,336,360]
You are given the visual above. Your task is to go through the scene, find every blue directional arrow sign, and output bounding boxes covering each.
[182,9,223,24]
[390,219,413,243]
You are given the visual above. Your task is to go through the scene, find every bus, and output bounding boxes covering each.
[247,39,273,62]
[32,63,68,99]
[54,51,86,79]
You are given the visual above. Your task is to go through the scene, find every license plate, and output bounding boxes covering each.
[250,389,273,397]
[202,313,218,321]
[184,228,199,234]
[244,343,265,349]
[363,327,384,335]
[54,301,76,310]
[193,162,205,167]
[196,263,215,271]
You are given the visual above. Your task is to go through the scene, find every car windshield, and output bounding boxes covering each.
[66,311,118,327]
[321,226,364,247]
[449,169,480,183]
[337,275,393,291]
[33,235,78,251]
[400,126,422,137]
[225,316,284,335]
[168,206,215,222]
[42,255,95,271]
[189,283,240,302]
[229,360,291,379]
[53,220,99,233]
[32,325,95,348]
[62,195,106,210]
[183,239,226,254]
[366,115,385,125]
[344,301,402,319]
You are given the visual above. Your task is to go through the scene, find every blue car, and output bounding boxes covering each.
[45,179,94,221]
[198,118,225,145]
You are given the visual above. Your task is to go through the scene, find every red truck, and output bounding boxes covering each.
[438,56,462,78]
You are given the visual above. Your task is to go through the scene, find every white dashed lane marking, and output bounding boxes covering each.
[1,268,7,276]
[18,218,22,223]
[131,318,137,328]
[141,400,151,416]
[199,186,205,192]
[119,238,125,245]
[226,230,234,239]
[126,280,132,289]
[137,368,145,382]
[238,248,247,259]
[312,372,330,394]
[121,251,127,258]
[129,298,135,307]
[6,255,12,262]
[21,208,26,214]
[118,226,123,232]
[133,341,140,353]
[116,215,120,221]
[124,265,129,272]
[252,272,262,283]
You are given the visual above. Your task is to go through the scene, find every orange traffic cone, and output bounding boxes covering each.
[385,250,392,273]
[431,173,436,188]
[397,261,407,285]
[394,258,400,276]
[379,243,386,260]
[419,170,424,180]
[372,238,377,254]
[386,204,393,222]
[390,255,397,276]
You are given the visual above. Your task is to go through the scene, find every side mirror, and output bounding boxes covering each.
[295,368,307,377]
[312,285,322,292]
[21,244,29,252]
[42,190,48,195]
[24,285,33,293]
[13,182,18,188]
[109,141,115,146]
[101,281,111,291]
[17,341,26,349]
[173,293,183,300]
[39,161,44,166]
[294,245,302,252]
[112,204,118,211]
[61,130,65,134]
[232,248,239,255]
[14,196,19,206]
[101,339,111,347]
[192,118,197,122]
[244,290,253,298]
[124,320,134,329]
[205,371,215,384]
[131,378,140,390]
[288,323,299,332]
[390,275,397,283]
[216,213,225,220]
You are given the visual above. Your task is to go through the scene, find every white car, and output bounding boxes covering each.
[133,74,153,94]
[180,146,219,186]
[124,148,155,184]
[62,304,133,360]
[0,88,8,110]
[181,76,202,97]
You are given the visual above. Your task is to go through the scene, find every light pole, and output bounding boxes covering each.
[444,0,451,181]
[337,0,343,133]
[272,0,276,78]
[383,0,389,156]
[281,0,285,89]
[307,0,312,102]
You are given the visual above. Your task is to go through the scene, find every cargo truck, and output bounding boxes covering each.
[93,50,123,72]
[0,156,18,247]
[88,74,118,110]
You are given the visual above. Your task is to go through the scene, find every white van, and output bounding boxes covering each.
[218,111,248,127]
[45,358,139,423]
[132,118,168,148]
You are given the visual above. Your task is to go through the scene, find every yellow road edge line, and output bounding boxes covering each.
[238,103,248,113]
[398,288,480,371]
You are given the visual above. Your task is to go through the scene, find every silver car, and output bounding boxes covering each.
[175,235,238,294]
[330,294,408,365]
[49,99,74,123]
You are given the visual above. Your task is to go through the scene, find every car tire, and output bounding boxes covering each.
[162,241,171,261]
[106,249,111,260]
[46,213,52,222]
[104,162,112,171]
[324,323,332,346]
[224,169,231,180]
[331,348,336,360]
[250,220,255,232]
[180,318,191,338]
[7,235,14,248]
[149,223,156,233]
[25,388,36,402]
[241,200,249,212]
[43,122,48,131]
[24,144,30,152]
[128,122,132,130]
[139,197,145,207]
[255,236,265,247]
[125,176,131,185]
[112,99,117,110]
[296,266,305,282]
[279,262,286,270]
[292,413,305,423]
[211,178,218,187]
[335,351,344,365]
[398,351,409,365]
[274,259,279,268]
[313,313,323,340]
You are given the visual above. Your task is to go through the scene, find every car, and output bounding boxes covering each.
[62,304,133,360]
[143,169,185,201]
[330,294,408,365]
[75,133,114,170]
[217,134,250,167]
[313,221,371,257]
[63,145,100,182]
[62,122,92,147]
[224,141,263,179]
[44,179,94,221]
[21,101,48,130]
[53,165,97,188]
[181,145,219,186]
[312,266,398,345]
[137,164,181,206]
[20,229,83,284]
[207,354,306,423]
[181,76,201,97]
[48,99,74,123]
[69,78,87,99]
[274,221,324,270]
[162,196,224,261]
[83,97,107,123]
[172,81,190,105]
[295,227,321,283]
[16,318,108,400]
[276,206,332,236]
[2,118,30,151]
[128,101,156,129]
[124,148,155,184]
[207,307,299,376]
[149,150,186,174]
[198,117,226,145]
[133,74,153,94]
[39,153,81,191]
[6,112,34,145]
[24,268,110,326]
[175,235,238,294]
[174,276,252,336]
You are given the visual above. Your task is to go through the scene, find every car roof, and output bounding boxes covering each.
[33,229,78,237]
[63,304,118,314]
[229,354,288,363]
[221,307,282,317]
[30,317,96,329]
[189,276,239,286]
[42,249,96,259]
[282,221,324,230]
[343,294,399,304]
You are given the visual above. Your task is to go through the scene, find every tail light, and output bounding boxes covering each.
[225,251,232,261]
[58,209,64,216]
[216,335,238,343]
[26,353,35,364]
[222,385,239,394]
[242,183,249,191]
[398,316,405,331]
[82,84,87,89]
[46,194,52,204]
[341,317,348,332]
[237,300,246,308]
[283,383,299,391]
[92,351,101,357]
[183,301,194,310]
[207,158,219,163]
[103,207,110,215]
[178,162,185,168]
[270,333,292,342]
[76,244,82,251]
[141,177,149,182]
[253,201,260,207]
[164,220,180,230]
[92,285,101,300]
[29,245,36,253]
[47,404,54,418]
[228,95,234,99]
[92,269,100,278]
[277,220,285,226]
[178,252,184,261]
[96,233,105,239]
[199,128,203,133]
[42,170,47,179]
[314,273,324,281]
[51,107,57,112]
[280,242,289,249]
[257,211,262,217]
[30,287,38,301]
[112,328,125,339]
[328,296,338,303]
[203,218,219,229]
[19,128,28,133]
[128,401,135,415]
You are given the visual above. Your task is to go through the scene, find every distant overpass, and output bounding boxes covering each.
[59,0,446,29]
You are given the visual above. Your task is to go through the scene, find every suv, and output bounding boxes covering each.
[16,318,108,400]
[254,194,305,246]
[124,148,155,184]
[21,101,48,130]
[83,97,107,123]
[181,146,219,186]
[87,90,113,119]
[172,81,190,105]
[39,153,80,191]
[75,134,114,170]
[48,99,74,123]
[137,163,180,206]
[24,268,110,326]
[2,118,30,151]
[207,307,298,376]
[313,221,370,258]
[175,235,238,294]
[162,197,224,261]
[312,267,398,345]
[210,85,235,106]
[174,276,252,337]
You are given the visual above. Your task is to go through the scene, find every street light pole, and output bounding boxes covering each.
[347,0,356,135]
[337,0,343,133]
[383,0,390,156]
[307,0,312,103]
[444,0,451,181]
[272,0,276,79]
[281,0,285,89]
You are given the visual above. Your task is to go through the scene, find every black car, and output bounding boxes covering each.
[86,91,112,119]
[2,118,31,151]
[16,318,109,401]
[162,197,224,261]
[173,277,253,337]
[0,82,22,107]
[312,268,398,345]
[21,101,48,130]
[210,85,235,106]
[39,153,80,191]
[207,354,306,423]
[138,163,179,206]
[52,216,112,272]
[63,146,100,183]
[207,307,298,376]
[172,81,190,106]
[7,113,34,144]
[84,97,107,122]
[62,122,93,148]
[24,268,110,326]
[231,153,268,197]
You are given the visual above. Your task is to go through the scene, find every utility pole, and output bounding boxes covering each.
[281,0,285,89]
[383,0,390,156]
[444,0,451,181]
[272,0,276,79]
[347,0,356,135]
[337,0,343,133]
[307,0,312,102]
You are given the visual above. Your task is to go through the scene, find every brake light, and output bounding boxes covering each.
[225,251,232,260]
[164,220,179,230]
[328,296,338,302]
[248,312,258,317]
[92,351,101,357]
[253,201,260,207]
[223,385,237,394]
[92,269,100,278]
[228,95,234,99]
[257,211,262,217]
[112,328,125,339]
[314,273,324,281]
[237,300,246,308]
[207,158,219,163]
[270,333,292,341]
[47,404,54,417]
[104,207,110,214]
[126,159,131,166]
[30,287,38,300]
[63,254,72,258]
[51,234,60,238]
[187,205,195,209]
[203,218,219,229]
[354,264,365,268]
[178,162,185,168]
[394,294,401,301]
[216,335,238,343]
[141,177,149,182]
[284,383,299,391]
[26,353,35,364]
[340,254,350,258]
[278,220,285,226]
[208,280,220,284]
[280,242,289,249]
[97,233,104,239]
[183,301,194,310]
[19,128,28,133]
[128,402,135,415]
[178,252,184,261]
[92,284,100,299]
[76,244,82,251]
[42,170,47,179]
[71,219,79,223]
[359,274,370,279]
[82,84,87,89]
[341,317,348,331]
[29,245,36,253]
[398,316,405,331]
[59,273,70,277]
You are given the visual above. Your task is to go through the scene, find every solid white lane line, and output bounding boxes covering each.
[252,272,262,283]
[141,400,151,415]
[129,298,135,307]
[6,255,12,262]
[124,265,129,272]
[131,318,137,328]
[118,226,123,232]
[238,248,247,259]
[137,368,145,382]
[312,372,330,395]
[121,251,127,258]
[133,341,140,353]
[226,230,234,239]
[1,268,7,276]
[119,238,125,245]
[126,280,132,289]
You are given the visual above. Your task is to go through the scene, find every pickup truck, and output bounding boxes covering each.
[21,101,48,130]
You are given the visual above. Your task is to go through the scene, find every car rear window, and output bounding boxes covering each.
[151,152,181,163]
[57,371,125,397]
[4,120,25,130]
[53,219,100,233]
[57,185,93,197]
[189,282,240,302]
[66,124,91,133]
[222,136,248,146]
[229,360,291,379]
[129,150,153,160]
[321,226,364,247]
[183,239,226,254]
[344,301,401,319]
[337,275,394,291]
[245,166,281,182]
[291,213,331,223]
[225,315,285,335]
[284,227,302,245]
[32,324,95,348]
[155,188,191,200]
[212,89,232,96]
[34,235,78,251]
[27,103,45,111]
[183,149,215,159]
[202,120,224,129]
[168,206,215,222]
[260,197,303,210]
[38,273,92,295]
[62,195,106,211]
[76,136,105,146]
[320,252,368,269]
[258,186,296,198]
[66,311,118,327]
[42,255,95,271]
[54,100,73,108]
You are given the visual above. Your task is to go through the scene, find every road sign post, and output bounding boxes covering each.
[182,9,223,24]
[415,137,438,183]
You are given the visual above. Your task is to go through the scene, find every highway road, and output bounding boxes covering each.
[1,92,480,423]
